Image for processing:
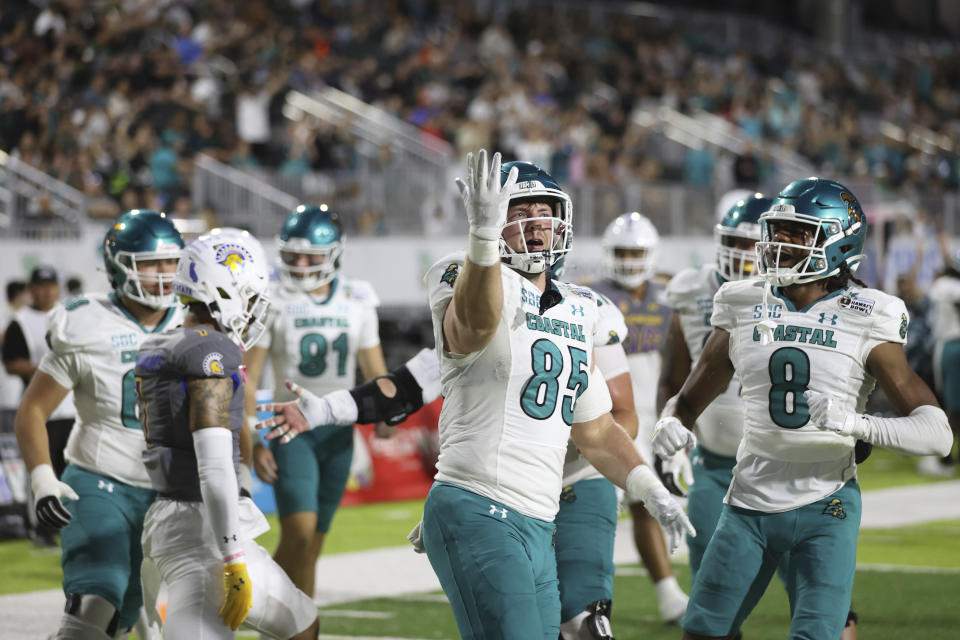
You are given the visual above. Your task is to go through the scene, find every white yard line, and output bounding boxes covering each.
[3,480,958,639]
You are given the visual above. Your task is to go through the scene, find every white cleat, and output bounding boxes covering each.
[658,590,688,624]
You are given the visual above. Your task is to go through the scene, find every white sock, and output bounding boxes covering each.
[559,611,590,640]
[655,575,686,601]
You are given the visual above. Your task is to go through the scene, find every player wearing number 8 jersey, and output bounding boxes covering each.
[422,150,692,639]
[14,210,183,639]
[654,178,953,640]
[243,204,388,601]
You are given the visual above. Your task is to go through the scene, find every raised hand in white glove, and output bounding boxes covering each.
[626,465,695,554]
[654,450,694,497]
[804,390,865,438]
[30,463,78,529]
[257,380,357,443]
[651,416,697,459]
[455,149,519,266]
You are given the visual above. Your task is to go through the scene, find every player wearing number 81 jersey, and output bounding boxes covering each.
[243,204,388,602]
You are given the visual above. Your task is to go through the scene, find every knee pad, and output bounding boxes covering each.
[56,594,119,639]
[583,599,614,639]
[350,365,424,425]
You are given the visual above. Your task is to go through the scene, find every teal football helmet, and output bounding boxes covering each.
[715,193,772,281]
[277,205,344,291]
[499,161,572,275]
[756,178,866,286]
[103,209,184,308]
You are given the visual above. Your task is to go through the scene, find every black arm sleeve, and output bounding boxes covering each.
[349,365,425,426]
[2,321,29,363]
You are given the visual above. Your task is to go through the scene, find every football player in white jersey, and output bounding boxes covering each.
[417,150,692,639]
[243,204,389,600]
[591,211,689,623]
[653,178,953,640]
[14,210,183,639]
[657,194,771,580]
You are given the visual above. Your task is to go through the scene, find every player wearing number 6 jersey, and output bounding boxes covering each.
[242,204,388,601]
[654,178,953,640]
[422,150,692,640]
[14,210,183,639]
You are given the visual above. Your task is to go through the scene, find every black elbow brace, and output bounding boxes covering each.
[349,365,425,426]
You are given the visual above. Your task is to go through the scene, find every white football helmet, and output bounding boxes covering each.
[499,161,573,275]
[173,232,271,350]
[602,212,659,288]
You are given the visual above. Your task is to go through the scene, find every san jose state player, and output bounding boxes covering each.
[14,210,182,639]
[243,204,388,600]
[653,178,953,640]
[137,232,318,639]
[592,211,688,623]
[419,150,693,639]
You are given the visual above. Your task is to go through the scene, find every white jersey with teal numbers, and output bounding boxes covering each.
[665,265,744,457]
[426,252,603,522]
[39,294,183,489]
[261,277,381,404]
[562,289,628,486]
[713,279,908,512]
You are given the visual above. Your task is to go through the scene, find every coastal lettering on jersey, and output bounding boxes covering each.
[751,324,838,347]
[525,312,586,342]
[294,317,349,328]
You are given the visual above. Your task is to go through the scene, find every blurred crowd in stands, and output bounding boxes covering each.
[1,0,960,226]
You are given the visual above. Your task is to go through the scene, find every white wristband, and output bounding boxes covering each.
[326,388,359,425]
[625,464,660,503]
[468,229,500,267]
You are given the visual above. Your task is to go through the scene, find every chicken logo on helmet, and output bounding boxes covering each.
[277,204,344,291]
[498,161,573,275]
[602,212,659,289]
[715,193,773,281]
[173,232,271,350]
[102,209,184,309]
[756,178,867,286]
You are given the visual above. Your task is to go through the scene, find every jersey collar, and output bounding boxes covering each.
[308,276,339,306]
[109,293,178,333]
[769,287,845,313]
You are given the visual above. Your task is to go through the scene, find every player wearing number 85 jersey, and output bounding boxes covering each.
[243,204,388,601]
[14,209,183,639]
[423,150,692,639]
[655,178,953,640]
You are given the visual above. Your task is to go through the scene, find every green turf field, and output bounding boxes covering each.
[2,449,957,638]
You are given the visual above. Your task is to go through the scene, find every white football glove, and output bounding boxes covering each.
[651,416,697,459]
[626,465,695,555]
[654,450,694,497]
[804,390,865,438]
[30,463,78,529]
[455,149,519,266]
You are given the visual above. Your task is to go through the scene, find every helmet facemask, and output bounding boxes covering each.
[715,223,760,281]
[278,236,344,291]
[500,196,572,275]
[110,248,182,309]
[756,209,864,286]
